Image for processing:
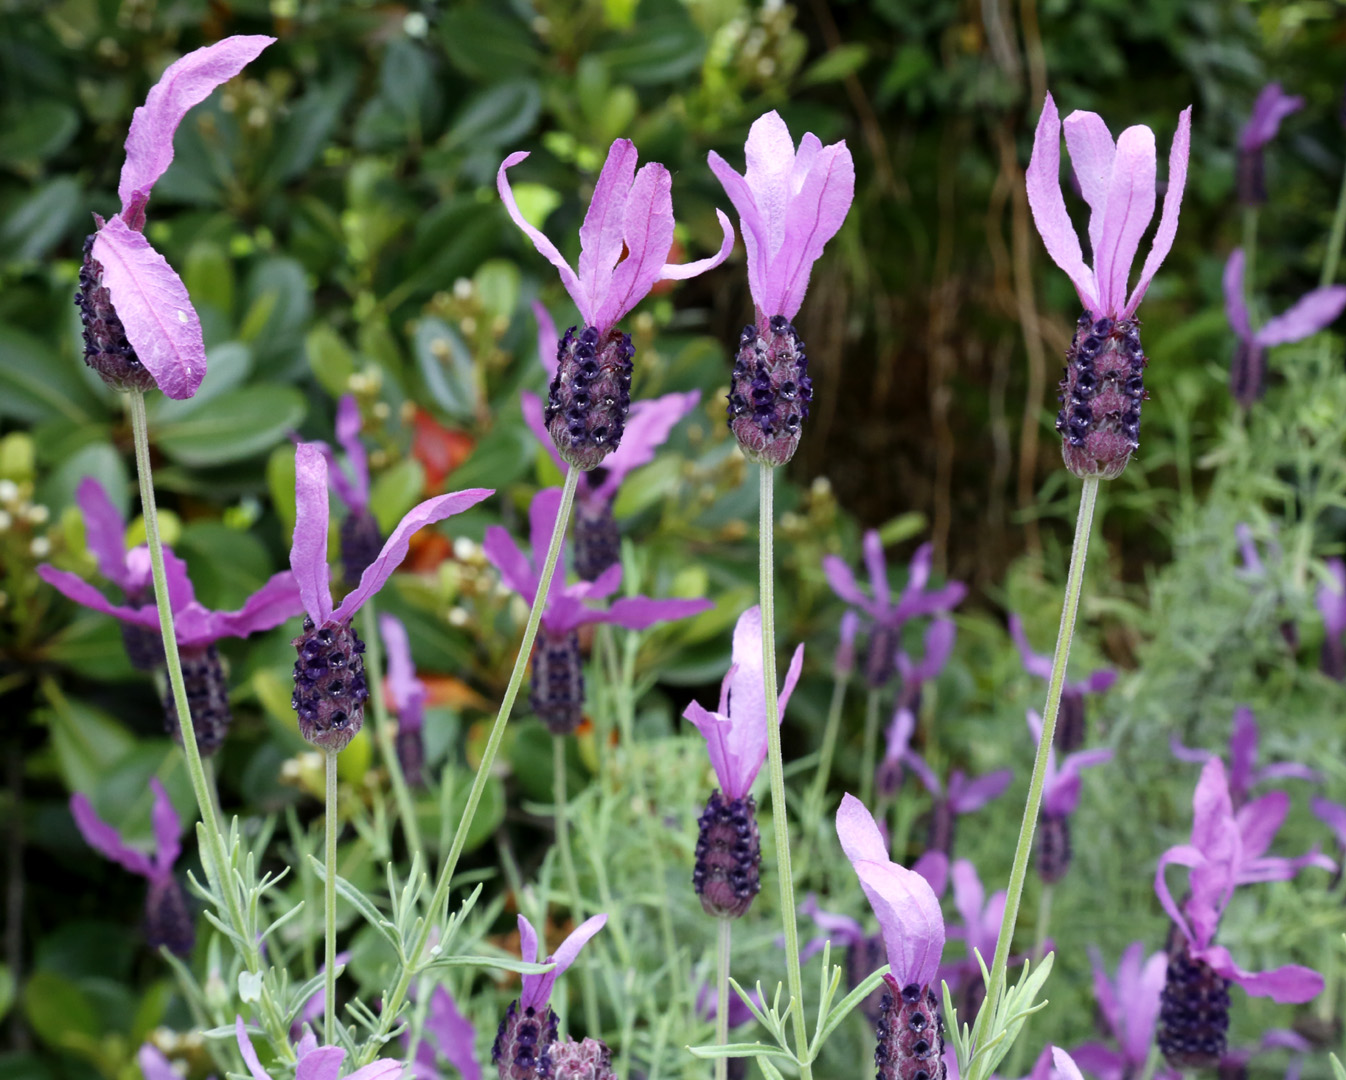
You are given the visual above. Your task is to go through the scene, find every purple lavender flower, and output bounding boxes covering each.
[289,443,491,751]
[1026,94,1191,480]
[137,1044,180,1080]
[1071,943,1167,1080]
[709,111,854,465]
[1170,706,1319,810]
[498,141,732,471]
[1009,614,1115,752]
[685,605,803,917]
[76,37,272,398]
[835,609,861,680]
[837,794,947,1080]
[876,707,939,801]
[483,486,711,735]
[492,913,607,1080]
[1311,796,1346,856]
[70,779,192,955]
[522,300,701,581]
[896,617,955,713]
[1223,248,1346,407]
[920,766,1013,858]
[1237,84,1305,205]
[1316,558,1346,680]
[1155,759,1327,1068]
[236,1017,402,1080]
[1218,1030,1313,1080]
[379,613,429,788]
[825,535,967,689]
[409,985,482,1080]
[40,534,304,754]
[1026,709,1112,882]
[309,395,384,584]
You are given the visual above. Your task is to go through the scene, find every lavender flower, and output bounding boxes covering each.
[237,1017,402,1080]
[1155,759,1327,1068]
[1072,943,1167,1080]
[835,610,861,680]
[498,141,731,470]
[137,1044,180,1080]
[837,794,947,1080]
[492,913,607,1080]
[483,487,710,735]
[410,985,482,1080]
[1316,558,1346,680]
[40,537,303,754]
[289,443,491,751]
[1311,796,1346,856]
[685,605,804,917]
[70,779,192,955]
[76,36,272,398]
[379,613,429,788]
[1217,1030,1313,1080]
[825,535,966,689]
[1170,706,1319,810]
[548,1039,616,1080]
[310,395,383,584]
[1223,248,1346,407]
[940,858,1007,1024]
[1026,94,1191,479]
[920,766,1013,858]
[1026,709,1112,882]
[1009,614,1115,752]
[1238,84,1305,205]
[896,617,956,713]
[709,111,854,465]
[522,300,701,581]
[876,707,939,800]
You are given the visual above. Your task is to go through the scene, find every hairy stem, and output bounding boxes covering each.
[324,748,338,1043]
[758,464,812,1079]
[807,667,850,814]
[361,603,424,861]
[715,917,732,1080]
[554,734,601,1036]
[859,688,881,809]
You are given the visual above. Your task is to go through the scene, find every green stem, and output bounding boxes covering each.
[360,603,424,862]
[859,688,881,810]
[554,735,601,1037]
[1320,154,1346,290]
[807,669,850,814]
[714,918,732,1080]
[127,392,251,958]
[757,464,812,1079]
[980,477,1099,1040]
[324,748,338,1043]
[364,467,580,1059]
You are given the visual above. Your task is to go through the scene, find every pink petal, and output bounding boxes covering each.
[950,859,985,941]
[1240,84,1305,152]
[334,395,370,509]
[482,525,537,605]
[593,162,675,332]
[345,1062,403,1080]
[657,209,735,282]
[591,390,700,500]
[1153,843,1206,948]
[912,851,948,898]
[1236,791,1289,861]
[1228,705,1258,796]
[149,777,181,876]
[578,140,639,320]
[777,642,805,718]
[520,389,566,476]
[1062,110,1117,260]
[1256,285,1346,347]
[1093,124,1156,317]
[38,564,160,630]
[948,768,1012,814]
[532,300,560,380]
[1311,796,1346,850]
[522,913,607,1011]
[800,893,866,942]
[853,858,945,990]
[742,111,796,261]
[836,792,889,864]
[685,700,739,797]
[379,613,426,722]
[235,1017,273,1080]
[1198,945,1323,1003]
[707,150,769,309]
[207,571,305,642]
[497,152,585,320]
[1087,945,1123,1040]
[423,985,481,1080]
[724,605,768,742]
[519,914,540,965]
[822,554,871,611]
[1170,733,1213,765]
[1124,107,1192,319]
[138,1045,181,1080]
[1052,1048,1088,1080]
[1123,951,1168,1064]
[76,477,130,590]
[332,488,494,623]
[774,141,855,320]
[70,792,155,878]
[295,1046,346,1080]
[118,37,274,218]
[1223,249,1253,340]
[863,530,890,609]
[1069,1043,1126,1080]
[1025,94,1099,313]
[602,596,713,631]
[1009,615,1055,681]
[92,218,205,400]
[291,444,334,625]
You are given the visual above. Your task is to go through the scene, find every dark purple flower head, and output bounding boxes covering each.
[237,1017,403,1080]
[517,913,607,1014]
[1071,943,1167,1080]
[1316,558,1346,680]
[684,605,803,801]
[1026,709,1112,818]
[1155,759,1328,1003]
[1224,249,1346,406]
[78,37,273,399]
[409,985,481,1080]
[1170,706,1319,809]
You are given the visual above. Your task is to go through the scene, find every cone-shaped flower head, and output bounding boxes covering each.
[70,778,193,955]
[1223,248,1346,407]
[708,111,854,465]
[1027,94,1191,479]
[1071,943,1167,1080]
[1237,84,1305,205]
[379,613,429,788]
[1010,614,1115,752]
[498,140,732,471]
[1318,558,1346,681]
[409,985,482,1080]
[1170,705,1319,810]
[289,443,492,751]
[77,36,273,399]
[236,1017,403,1080]
[310,395,383,583]
[825,536,966,689]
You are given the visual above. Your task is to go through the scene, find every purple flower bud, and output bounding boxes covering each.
[545,326,634,471]
[492,999,559,1080]
[1055,312,1147,480]
[396,727,424,789]
[548,1037,616,1080]
[530,628,585,735]
[339,506,382,586]
[1055,689,1086,753]
[726,316,813,466]
[1036,813,1071,884]
[164,643,233,756]
[572,493,620,583]
[693,790,762,918]
[76,235,157,392]
[1158,944,1231,1070]
[290,615,370,752]
[874,977,947,1080]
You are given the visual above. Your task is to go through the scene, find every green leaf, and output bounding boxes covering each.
[0,102,79,165]
[811,963,889,1053]
[1330,1053,1346,1080]
[799,43,870,87]
[264,75,354,186]
[420,955,553,975]
[439,7,541,82]
[43,698,135,793]
[307,858,401,954]
[413,318,478,419]
[150,342,254,421]
[37,441,127,524]
[686,1043,796,1062]
[241,257,314,375]
[183,241,236,318]
[370,458,425,536]
[0,323,101,424]
[0,964,14,1022]
[154,385,306,466]
[598,14,705,86]
[306,325,357,398]
[450,422,534,490]
[444,80,541,151]
[2,177,83,262]
[21,972,101,1050]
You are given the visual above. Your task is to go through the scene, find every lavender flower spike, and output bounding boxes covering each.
[709,111,855,465]
[236,1017,402,1080]
[837,794,947,1080]
[289,443,492,751]
[70,778,193,955]
[77,36,273,398]
[1224,248,1346,407]
[1155,759,1326,1068]
[499,141,732,470]
[687,605,804,917]
[1071,943,1167,1080]
[379,613,430,788]
[483,486,711,735]
[1027,94,1192,479]
[1010,613,1115,751]
[1170,705,1319,809]
[1027,708,1112,882]
[1318,558,1346,680]
[1238,84,1305,205]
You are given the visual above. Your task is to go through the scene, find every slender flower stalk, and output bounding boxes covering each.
[715,917,732,1080]
[860,688,883,809]
[323,748,338,1043]
[552,735,600,1038]
[807,610,858,815]
[367,606,424,859]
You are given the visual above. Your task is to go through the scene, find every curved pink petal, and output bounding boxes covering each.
[1256,285,1346,348]
[602,595,712,631]
[685,700,740,796]
[853,858,945,989]
[1153,843,1205,948]
[92,218,205,400]
[1045,747,1112,817]
[118,37,274,219]
[1198,946,1323,1003]
[837,792,889,864]
[948,769,1012,814]
[532,300,560,380]
[822,554,872,611]
[799,893,865,942]
[295,1046,346,1080]
[862,531,890,611]
[291,444,334,625]
[835,609,860,677]
[138,1045,181,1080]
[912,850,948,898]
[497,152,585,319]
[578,140,639,319]
[334,395,370,509]
[235,1017,273,1080]
[774,141,855,320]
[1062,111,1117,261]
[528,487,565,606]
[707,150,769,308]
[657,209,735,282]
[38,564,160,630]
[1311,796,1346,850]
[1170,733,1213,765]
[1052,1048,1088,1080]
[332,488,494,623]
[423,985,481,1080]
[1240,84,1305,152]
[950,859,985,942]
[1093,123,1156,317]
[70,792,155,878]
[1123,950,1168,1064]
[1124,107,1192,319]
[1223,249,1253,341]
[1026,94,1099,313]
[379,613,426,727]
[204,571,305,643]
[593,162,675,332]
[1087,945,1123,1040]
[345,1062,403,1080]
[522,913,606,1012]
[149,778,181,876]
[1070,1043,1126,1080]
[723,605,768,739]
[743,111,796,258]
[518,914,540,966]
[777,641,805,718]
[482,525,537,605]
[76,477,130,589]
[1009,615,1055,681]
[592,390,701,500]
[1228,705,1259,796]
